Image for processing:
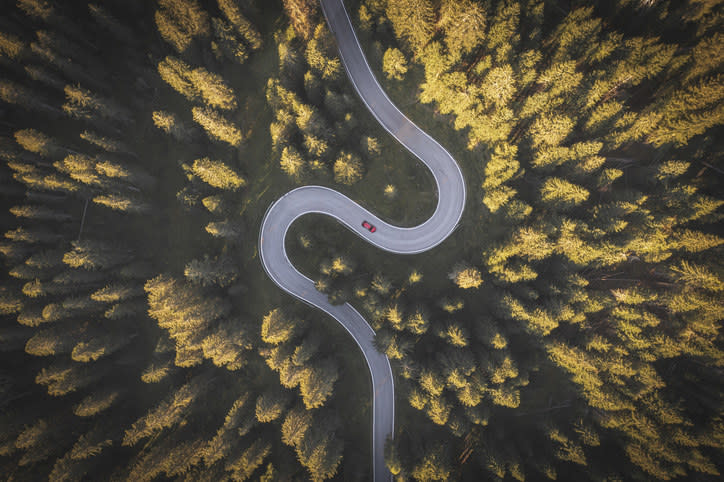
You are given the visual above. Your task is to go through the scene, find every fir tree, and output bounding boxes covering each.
[255,387,291,423]
[155,0,210,53]
[281,0,317,41]
[191,158,245,190]
[386,0,435,53]
[122,376,209,446]
[191,106,243,146]
[218,0,262,50]
[382,48,408,81]
[333,151,364,185]
[437,0,486,56]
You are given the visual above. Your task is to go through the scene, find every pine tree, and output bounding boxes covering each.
[306,26,341,80]
[386,0,435,53]
[71,329,131,362]
[200,320,251,370]
[95,158,154,189]
[261,308,297,345]
[189,67,237,111]
[20,278,45,298]
[25,326,77,357]
[295,102,328,137]
[122,376,209,446]
[191,157,245,190]
[211,17,249,64]
[202,394,253,465]
[299,359,338,409]
[127,437,204,480]
[281,0,317,41]
[145,275,230,349]
[226,439,272,480]
[295,422,343,480]
[9,204,72,222]
[16,0,54,21]
[141,360,175,384]
[292,333,321,366]
[62,85,131,124]
[192,106,243,146]
[155,0,210,53]
[480,65,517,107]
[93,194,150,213]
[69,425,113,460]
[35,361,102,396]
[281,404,312,447]
[0,287,24,315]
[255,388,291,423]
[73,390,120,417]
[411,444,451,481]
[0,31,24,60]
[53,153,102,187]
[438,0,486,56]
[672,229,723,253]
[333,151,364,185]
[14,418,52,455]
[529,114,575,148]
[205,219,242,239]
[80,130,132,155]
[14,129,65,158]
[442,322,469,347]
[280,145,307,180]
[670,260,723,292]
[277,40,303,78]
[382,48,408,80]
[482,142,520,212]
[218,0,262,50]
[158,56,197,101]
[158,57,238,110]
[62,239,133,270]
[152,110,195,140]
[540,177,590,210]
[303,134,329,159]
[449,263,484,289]
[485,0,520,64]
[5,226,63,245]
[648,75,724,146]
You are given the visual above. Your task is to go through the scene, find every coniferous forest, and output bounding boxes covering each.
[0,0,722,480]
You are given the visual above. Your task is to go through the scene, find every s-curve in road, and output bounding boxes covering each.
[259,0,467,480]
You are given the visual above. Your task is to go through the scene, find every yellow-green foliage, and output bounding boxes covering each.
[191,158,245,190]
[155,0,209,53]
[191,106,243,146]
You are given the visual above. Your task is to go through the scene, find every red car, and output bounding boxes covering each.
[362,221,376,233]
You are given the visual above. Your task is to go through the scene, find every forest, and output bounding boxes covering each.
[0,0,722,481]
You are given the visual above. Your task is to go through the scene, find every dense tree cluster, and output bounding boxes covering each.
[258,308,345,478]
[1,0,721,480]
[343,0,723,479]
[0,0,172,477]
[266,18,379,187]
[0,0,350,480]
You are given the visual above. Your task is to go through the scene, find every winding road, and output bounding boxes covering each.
[258,0,466,480]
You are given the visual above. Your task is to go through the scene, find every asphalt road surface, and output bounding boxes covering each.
[259,1,467,480]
